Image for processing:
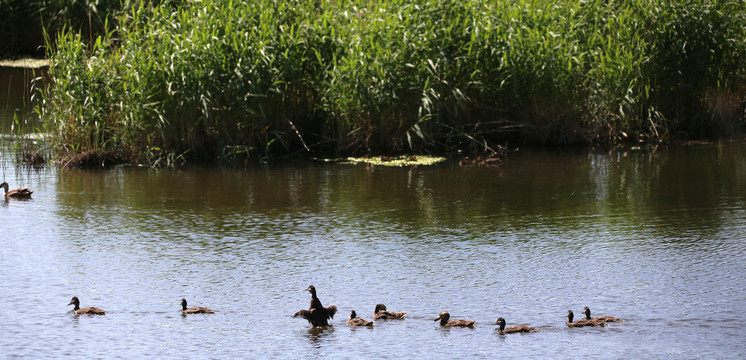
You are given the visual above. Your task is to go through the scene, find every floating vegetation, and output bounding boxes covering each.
[341,155,447,167]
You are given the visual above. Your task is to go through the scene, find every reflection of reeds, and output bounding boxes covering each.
[38,0,746,167]
[1,58,49,168]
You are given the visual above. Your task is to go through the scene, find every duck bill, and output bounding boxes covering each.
[433,316,442,322]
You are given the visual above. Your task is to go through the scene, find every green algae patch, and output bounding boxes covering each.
[341,155,447,167]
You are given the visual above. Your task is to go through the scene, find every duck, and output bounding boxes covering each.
[348,310,373,326]
[373,303,407,320]
[583,306,623,323]
[293,285,338,327]
[434,311,475,327]
[495,317,537,334]
[67,296,105,315]
[1,182,33,198]
[181,298,214,314]
[566,310,604,327]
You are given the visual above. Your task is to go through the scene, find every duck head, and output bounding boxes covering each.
[0,182,8,194]
[567,310,574,323]
[306,285,317,296]
[374,304,387,313]
[495,317,506,331]
[583,306,591,320]
[181,298,188,310]
[68,296,80,309]
[434,311,450,325]
[350,310,357,319]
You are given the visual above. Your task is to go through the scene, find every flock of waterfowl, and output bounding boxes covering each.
[289,285,623,332]
[69,285,624,335]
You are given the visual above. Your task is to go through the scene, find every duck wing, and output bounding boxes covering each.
[447,319,475,327]
[76,307,106,315]
[184,307,214,314]
[348,317,373,326]
[504,325,537,333]
[568,319,604,327]
[293,309,313,320]
[324,305,338,319]
[8,187,33,197]
[374,310,407,319]
[594,316,623,322]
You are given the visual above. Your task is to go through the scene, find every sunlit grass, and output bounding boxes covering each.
[37,0,746,166]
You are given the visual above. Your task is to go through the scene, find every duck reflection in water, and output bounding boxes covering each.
[303,324,336,345]
[293,285,338,327]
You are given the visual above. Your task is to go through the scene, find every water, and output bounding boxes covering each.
[0,62,47,133]
[1,142,745,359]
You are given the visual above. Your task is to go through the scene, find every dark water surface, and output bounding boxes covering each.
[1,142,745,359]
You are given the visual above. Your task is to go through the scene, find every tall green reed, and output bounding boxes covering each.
[38,0,746,167]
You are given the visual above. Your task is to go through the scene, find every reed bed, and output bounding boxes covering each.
[38,0,746,166]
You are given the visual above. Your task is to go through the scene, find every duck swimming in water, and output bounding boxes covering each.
[434,311,475,327]
[67,296,105,315]
[583,306,623,323]
[495,317,537,334]
[566,310,604,327]
[1,182,33,199]
[373,303,406,320]
[348,310,373,326]
[293,285,338,327]
[181,298,214,314]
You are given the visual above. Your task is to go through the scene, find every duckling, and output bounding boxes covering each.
[293,285,338,327]
[583,306,623,323]
[495,317,537,334]
[566,310,604,327]
[434,311,475,327]
[1,182,33,198]
[373,303,407,320]
[348,310,373,326]
[67,296,105,315]
[181,298,214,314]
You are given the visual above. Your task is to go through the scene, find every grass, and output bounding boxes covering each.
[36,0,746,167]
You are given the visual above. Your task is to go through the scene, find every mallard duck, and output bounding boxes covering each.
[67,296,105,315]
[181,298,214,314]
[373,303,407,320]
[1,182,33,198]
[583,306,623,323]
[293,285,338,327]
[566,310,604,327]
[496,317,537,334]
[348,310,373,326]
[434,311,475,327]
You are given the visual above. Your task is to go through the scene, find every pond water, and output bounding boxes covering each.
[1,139,745,359]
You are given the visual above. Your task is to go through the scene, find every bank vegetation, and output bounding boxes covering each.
[35,0,746,166]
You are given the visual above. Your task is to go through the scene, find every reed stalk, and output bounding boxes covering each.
[36,0,746,166]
